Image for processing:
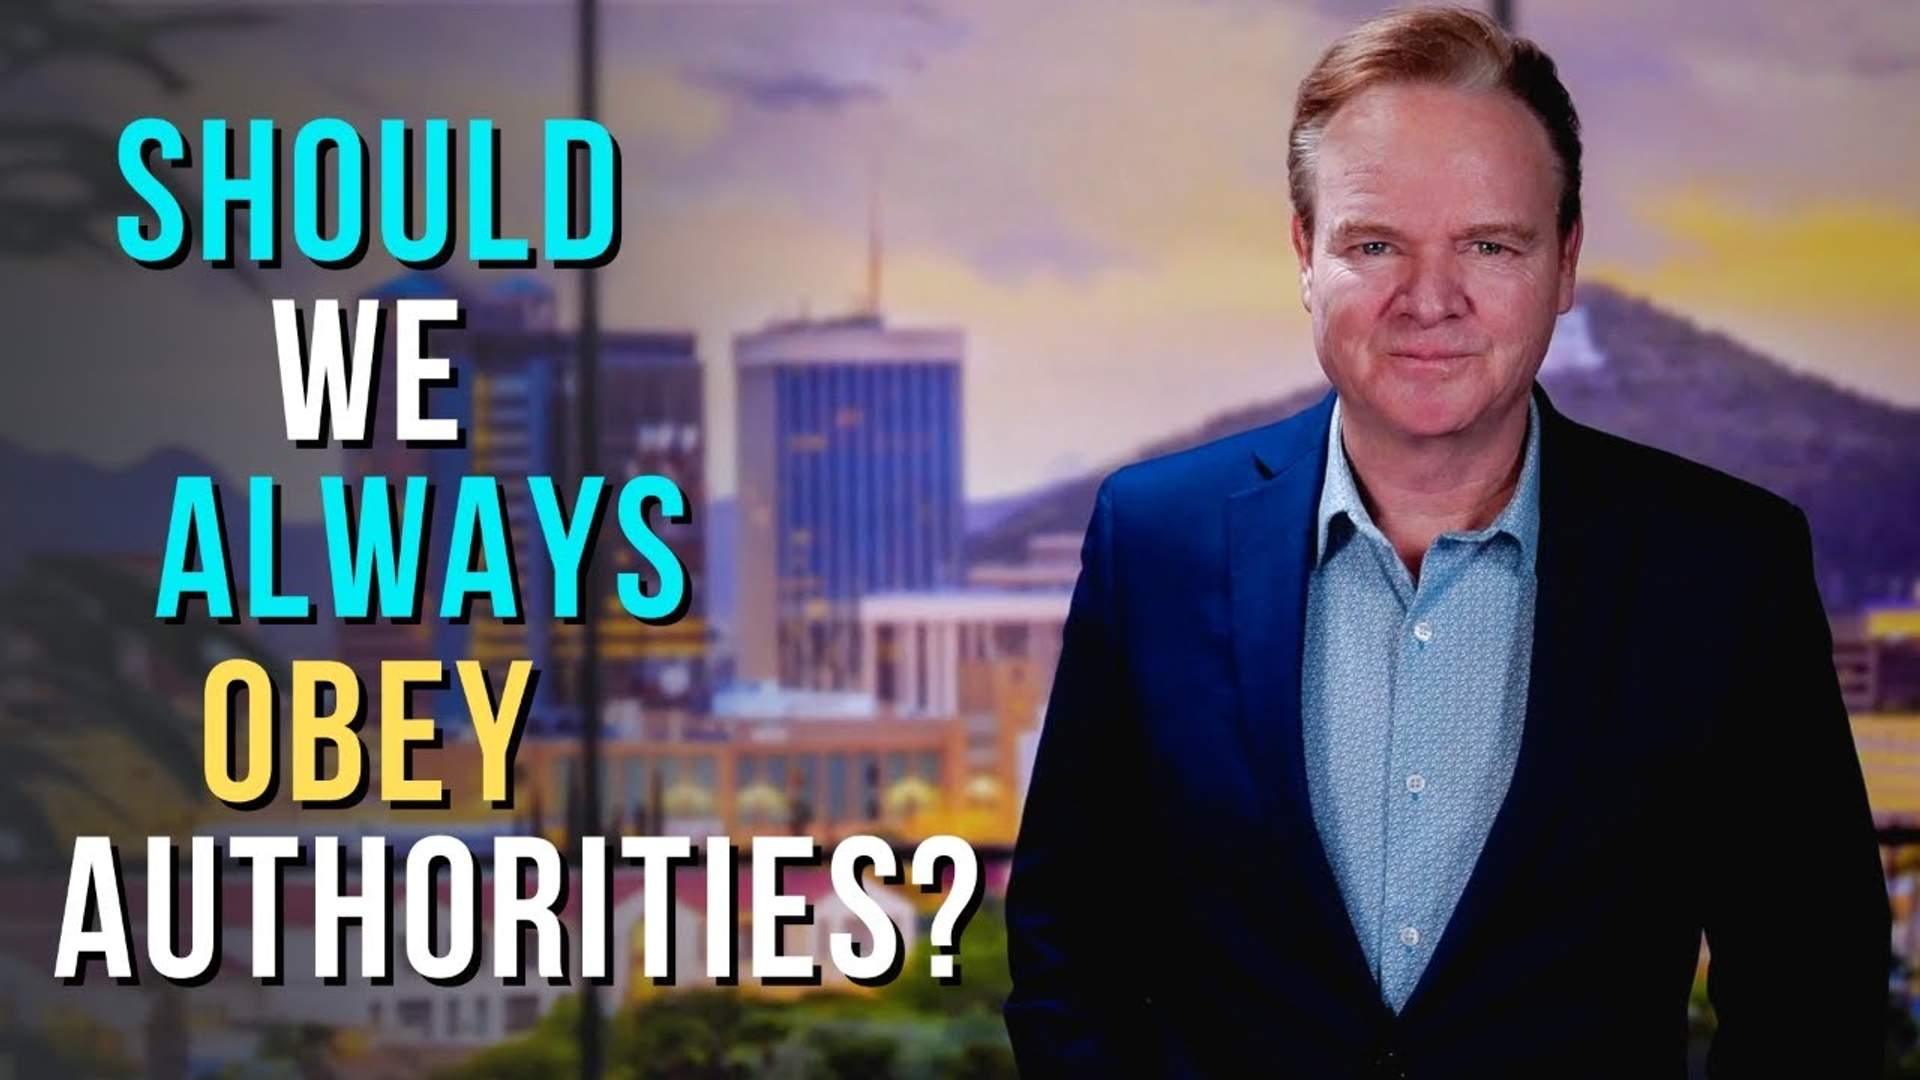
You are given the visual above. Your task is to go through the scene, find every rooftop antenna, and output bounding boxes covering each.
[864,151,884,318]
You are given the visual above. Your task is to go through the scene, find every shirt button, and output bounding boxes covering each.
[1411,620,1433,643]
[1399,926,1421,947]
[1405,773,1426,795]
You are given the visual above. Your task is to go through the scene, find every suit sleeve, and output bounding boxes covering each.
[1704,504,1891,1077]
[1003,478,1149,1077]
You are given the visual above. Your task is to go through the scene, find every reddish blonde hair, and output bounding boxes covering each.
[1288,5,1582,241]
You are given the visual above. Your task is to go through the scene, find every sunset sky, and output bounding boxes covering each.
[6,0,1917,514]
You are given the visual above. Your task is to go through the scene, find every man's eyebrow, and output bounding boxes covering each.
[1325,220,1409,246]
[1457,222,1541,245]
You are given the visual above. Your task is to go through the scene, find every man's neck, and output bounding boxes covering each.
[1339,397,1531,580]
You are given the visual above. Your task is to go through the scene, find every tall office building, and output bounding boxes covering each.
[340,272,707,733]
[734,313,966,690]
[553,325,709,719]
[337,271,485,719]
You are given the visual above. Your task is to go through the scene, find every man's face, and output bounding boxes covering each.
[1292,82,1581,440]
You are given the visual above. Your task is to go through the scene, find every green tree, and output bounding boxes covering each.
[0,0,266,259]
[0,557,276,1080]
[933,1041,1016,1080]
[803,1028,896,1080]
[882,903,1011,1015]
[0,557,267,863]
[608,990,789,1079]
[438,996,579,1080]
[442,905,1022,1080]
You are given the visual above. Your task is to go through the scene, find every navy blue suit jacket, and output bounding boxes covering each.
[1004,384,1889,1078]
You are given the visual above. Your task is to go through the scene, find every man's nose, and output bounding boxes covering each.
[1394,252,1469,326]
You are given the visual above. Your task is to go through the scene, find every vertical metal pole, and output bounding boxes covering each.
[576,0,603,1074]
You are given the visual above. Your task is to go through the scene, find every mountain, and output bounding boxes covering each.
[966,490,1051,535]
[0,441,225,576]
[0,440,334,654]
[965,283,1920,613]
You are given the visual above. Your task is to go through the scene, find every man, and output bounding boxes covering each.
[1003,7,1889,1078]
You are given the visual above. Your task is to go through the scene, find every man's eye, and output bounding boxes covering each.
[1472,240,1509,256]
[1356,241,1391,256]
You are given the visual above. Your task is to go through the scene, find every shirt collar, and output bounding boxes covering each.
[1314,393,1543,568]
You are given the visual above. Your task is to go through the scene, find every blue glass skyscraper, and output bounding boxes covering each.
[734,313,965,689]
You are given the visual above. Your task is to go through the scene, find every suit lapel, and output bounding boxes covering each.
[1225,389,1383,1006]
[1399,384,1635,1022]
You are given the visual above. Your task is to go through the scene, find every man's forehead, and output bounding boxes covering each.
[1323,81,1545,140]
[1318,163,1538,218]
[1316,84,1556,175]
[1312,87,1559,228]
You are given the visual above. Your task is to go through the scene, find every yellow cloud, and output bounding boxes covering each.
[1587,190,1920,408]
[606,66,730,155]
[1592,191,1920,319]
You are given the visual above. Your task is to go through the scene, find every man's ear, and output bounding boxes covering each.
[1290,212,1314,312]
[1556,216,1584,313]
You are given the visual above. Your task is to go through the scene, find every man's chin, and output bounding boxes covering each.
[1362,379,1492,440]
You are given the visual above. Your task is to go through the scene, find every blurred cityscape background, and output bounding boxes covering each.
[1,0,1918,1076]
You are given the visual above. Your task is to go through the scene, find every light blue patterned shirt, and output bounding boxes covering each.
[1300,394,1542,1013]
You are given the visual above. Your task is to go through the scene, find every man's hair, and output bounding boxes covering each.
[1288,5,1582,242]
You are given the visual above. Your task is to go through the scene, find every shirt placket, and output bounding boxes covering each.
[1377,539,1455,1009]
